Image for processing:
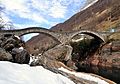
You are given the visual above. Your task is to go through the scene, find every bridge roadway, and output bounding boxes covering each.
[0,27,115,44]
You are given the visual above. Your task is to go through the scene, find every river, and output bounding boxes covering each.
[77,65,120,84]
[71,35,120,84]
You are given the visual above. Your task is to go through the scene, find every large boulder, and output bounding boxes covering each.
[43,44,73,62]
[77,40,120,69]
[0,48,13,61]
[11,48,30,64]
[30,44,77,70]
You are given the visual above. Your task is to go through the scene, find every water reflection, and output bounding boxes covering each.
[77,65,120,84]
[71,34,120,83]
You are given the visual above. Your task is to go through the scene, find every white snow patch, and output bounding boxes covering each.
[82,0,98,11]
[19,47,24,50]
[14,35,20,40]
[72,38,84,42]
[29,56,34,64]
[0,61,75,84]
[59,67,109,84]
[29,56,39,65]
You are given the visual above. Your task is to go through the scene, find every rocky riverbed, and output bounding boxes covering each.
[0,34,116,84]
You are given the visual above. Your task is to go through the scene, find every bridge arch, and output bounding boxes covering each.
[70,30,106,42]
[0,27,62,43]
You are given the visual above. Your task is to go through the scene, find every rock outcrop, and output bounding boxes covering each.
[30,44,77,70]
[0,48,12,61]
[85,40,120,69]
[0,34,30,64]
[11,48,30,64]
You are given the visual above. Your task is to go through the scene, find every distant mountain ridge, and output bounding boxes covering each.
[51,0,120,32]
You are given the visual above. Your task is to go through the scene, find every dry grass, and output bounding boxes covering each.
[109,33,120,40]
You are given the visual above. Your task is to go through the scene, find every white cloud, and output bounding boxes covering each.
[48,2,67,18]
[31,13,49,24]
[31,0,50,11]
[31,0,67,18]
[0,0,48,24]
[0,0,88,26]
[0,0,89,29]
[1,0,29,13]
[59,0,73,6]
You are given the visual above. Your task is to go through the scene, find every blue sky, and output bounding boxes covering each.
[0,0,97,41]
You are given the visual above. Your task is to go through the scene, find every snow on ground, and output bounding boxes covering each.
[19,47,24,50]
[0,61,75,84]
[14,35,20,40]
[72,38,84,42]
[29,56,34,65]
[29,55,39,65]
[59,67,109,84]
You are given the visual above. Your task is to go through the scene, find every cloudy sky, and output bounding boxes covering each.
[0,0,88,28]
[0,0,97,41]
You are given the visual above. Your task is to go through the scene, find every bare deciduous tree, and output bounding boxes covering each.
[0,6,4,30]
[0,6,14,30]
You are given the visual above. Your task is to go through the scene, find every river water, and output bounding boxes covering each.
[71,35,120,83]
[77,65,120,84]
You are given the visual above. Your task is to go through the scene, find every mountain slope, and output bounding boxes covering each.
[51,0,120,31]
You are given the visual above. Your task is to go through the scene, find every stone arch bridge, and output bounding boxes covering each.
[0,27,113,44]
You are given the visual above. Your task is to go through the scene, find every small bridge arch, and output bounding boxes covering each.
[69,30,106,42]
